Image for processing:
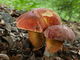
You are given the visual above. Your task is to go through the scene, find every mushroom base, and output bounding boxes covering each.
[45,39,63,54]
[28,31,45,51]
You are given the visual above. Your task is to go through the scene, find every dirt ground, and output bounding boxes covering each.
[0,5,80,60]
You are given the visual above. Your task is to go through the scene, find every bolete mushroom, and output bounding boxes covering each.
[43,25,75,56]
[16,8,62,51]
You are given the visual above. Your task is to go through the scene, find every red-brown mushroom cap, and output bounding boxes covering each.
[44,25,75,42]
[16,8,62,32]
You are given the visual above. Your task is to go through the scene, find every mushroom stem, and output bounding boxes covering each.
[28,31,45,51]
[0,54,9,60]
[44,38,63,56]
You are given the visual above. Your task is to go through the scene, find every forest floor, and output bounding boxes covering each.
[0,5,80,60]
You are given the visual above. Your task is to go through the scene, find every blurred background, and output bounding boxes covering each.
[0,0,80,22]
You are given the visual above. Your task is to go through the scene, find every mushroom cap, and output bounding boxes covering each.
[44,25,75,42]
[0,54,9,60]
[16,8,61,32]
[0,20,5,25]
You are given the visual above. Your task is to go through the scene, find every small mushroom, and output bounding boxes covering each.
[16,8,61,50]
[0,19,5,26]
[43,25,75,55]
[0,54,9,60]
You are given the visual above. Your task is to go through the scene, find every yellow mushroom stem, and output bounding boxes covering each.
[45,38,64,53]
[28,31,45,51]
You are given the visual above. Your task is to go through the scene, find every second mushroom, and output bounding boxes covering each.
[43,25,75,56]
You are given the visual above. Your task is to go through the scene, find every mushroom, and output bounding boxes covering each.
[0,19,5,26]
[16,8,62,51]
[0,54,9,60]
[43,25,75,56]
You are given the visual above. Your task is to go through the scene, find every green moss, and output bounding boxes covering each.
[0,0,80,22]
